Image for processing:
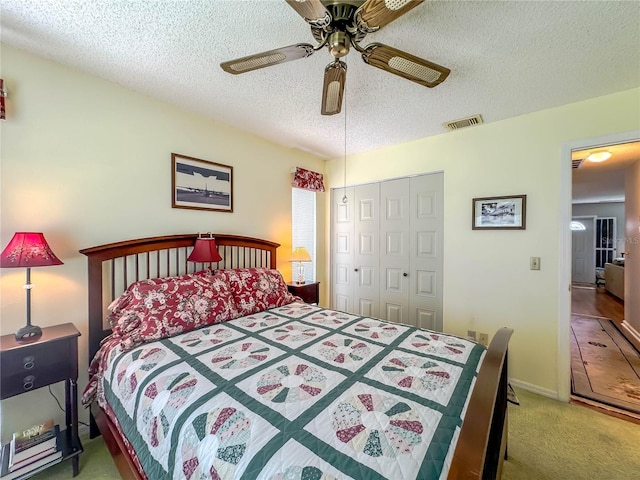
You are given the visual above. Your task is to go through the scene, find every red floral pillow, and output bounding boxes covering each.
[106,270,211,325]
[218,268,299,317]
[108,272,239,351]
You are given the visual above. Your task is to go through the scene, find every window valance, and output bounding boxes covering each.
[292,167,325,193]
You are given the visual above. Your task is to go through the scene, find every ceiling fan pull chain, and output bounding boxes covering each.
[342,57,348,204]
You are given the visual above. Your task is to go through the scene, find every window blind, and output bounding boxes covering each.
[292,188,316,283]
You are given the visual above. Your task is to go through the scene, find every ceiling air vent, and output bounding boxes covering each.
[572,159,584,169]
[444,115,483,131]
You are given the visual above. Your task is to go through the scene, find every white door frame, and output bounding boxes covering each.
[558,130,640,401]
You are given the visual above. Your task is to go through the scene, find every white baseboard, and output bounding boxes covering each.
[621,321,640,352]
[508,378,559,400]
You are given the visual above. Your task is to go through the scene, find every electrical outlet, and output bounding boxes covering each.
[530,256,541,270]
[479,333,489,345]
[467,330,477,341]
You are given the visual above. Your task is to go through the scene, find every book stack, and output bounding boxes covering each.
[0,420,62,479]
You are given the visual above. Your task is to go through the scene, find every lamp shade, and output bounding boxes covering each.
[290,247,312,262]
[0,232,63,268]
[187,238,222,263]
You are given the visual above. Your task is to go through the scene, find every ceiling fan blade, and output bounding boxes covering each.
[361,43,450,88]
[321,61,347,116]
[220,44,315,74]
[355,0,424,33]
[285,0,331,28]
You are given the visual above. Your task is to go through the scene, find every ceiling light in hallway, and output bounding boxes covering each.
[586,151,612,163]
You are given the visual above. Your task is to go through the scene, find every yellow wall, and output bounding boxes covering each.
[0,44,326,441]
[325,88,640,397]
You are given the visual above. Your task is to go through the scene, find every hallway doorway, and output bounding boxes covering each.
[559,131,640,403]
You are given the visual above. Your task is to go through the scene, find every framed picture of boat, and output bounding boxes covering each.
[472,194,526,230]
[171,153,233,212]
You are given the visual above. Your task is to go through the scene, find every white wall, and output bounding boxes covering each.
[325,88,640,398]
[0,45,326,441]
[572,202,626,256]
[623,160,640,343]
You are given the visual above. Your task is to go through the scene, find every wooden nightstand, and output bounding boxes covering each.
[287,282,320,304]
[0,323,83,477]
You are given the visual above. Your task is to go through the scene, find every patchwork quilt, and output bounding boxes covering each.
[96,303,486,480]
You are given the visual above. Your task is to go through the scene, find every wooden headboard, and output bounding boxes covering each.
[80,233,279,362]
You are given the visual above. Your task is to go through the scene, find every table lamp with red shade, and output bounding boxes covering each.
[187,235,223,264]
[0,232,63,341]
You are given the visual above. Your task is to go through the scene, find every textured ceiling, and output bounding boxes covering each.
[1,0,639,160]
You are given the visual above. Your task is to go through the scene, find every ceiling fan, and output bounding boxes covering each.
[220,0,450,115]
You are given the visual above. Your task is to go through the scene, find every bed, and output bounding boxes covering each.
[80,234,513,480]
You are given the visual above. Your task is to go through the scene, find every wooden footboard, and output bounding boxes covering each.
[448,327,513,479]
[81,234,513,480]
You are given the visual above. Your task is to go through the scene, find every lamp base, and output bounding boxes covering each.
[15,324,43,341]
[296,262,306,285]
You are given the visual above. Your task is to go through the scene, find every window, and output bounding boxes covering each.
[292,188,316,283]
[595,217,616,268]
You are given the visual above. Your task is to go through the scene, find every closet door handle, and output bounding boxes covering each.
[354,268,359,272]
[403,272,408,277]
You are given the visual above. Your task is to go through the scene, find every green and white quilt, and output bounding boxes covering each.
[98,303,486,480]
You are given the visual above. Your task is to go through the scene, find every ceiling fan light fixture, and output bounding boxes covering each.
[586,151,612,163]
[328,31,351,58]
[222,0,446,112]
[321,60,347,115]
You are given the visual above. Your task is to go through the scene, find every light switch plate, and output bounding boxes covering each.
[530,257,541,270]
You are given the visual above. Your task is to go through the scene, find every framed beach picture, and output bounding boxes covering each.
[171,153,233,212]
[472,195,526,230]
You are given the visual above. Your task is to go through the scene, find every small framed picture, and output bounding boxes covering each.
[472,195,526,230]
[171,153,233,212]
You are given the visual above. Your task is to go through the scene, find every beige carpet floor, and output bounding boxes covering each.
[31,389,640,479]
[502,389,639,480]
[571,314,640,414]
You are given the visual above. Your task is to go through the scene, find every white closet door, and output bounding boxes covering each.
[379,178,410,323]
[331,187,355,313]
[409,174,444,331]
[354,183,380,317]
